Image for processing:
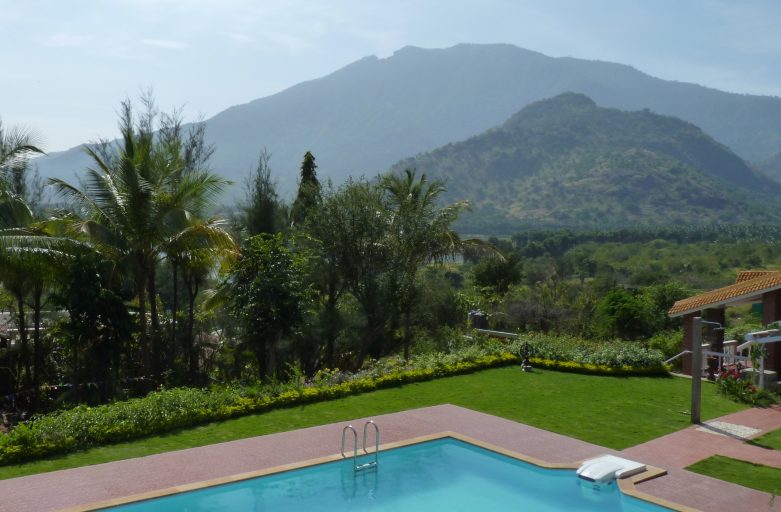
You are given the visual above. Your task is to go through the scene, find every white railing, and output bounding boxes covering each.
[664,346,749,375]
[475,329,518,339]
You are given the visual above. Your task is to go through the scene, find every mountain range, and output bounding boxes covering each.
[392,93,780,231]
[34,43,781,200]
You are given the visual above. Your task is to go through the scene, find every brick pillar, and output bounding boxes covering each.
[702,308,725,350]
[761,291,781,373]
[682,313,696,375]
[702,308,725,376]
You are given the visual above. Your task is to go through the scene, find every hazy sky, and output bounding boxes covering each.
[2,0,780,152]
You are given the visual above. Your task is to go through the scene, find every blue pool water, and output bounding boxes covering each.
[109,438,671,511]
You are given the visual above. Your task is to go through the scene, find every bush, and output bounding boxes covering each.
[715,367,777,407]
[647,330,682,361]
[0,335,667,465]
[509,333,668,371]
[716,367,761,405]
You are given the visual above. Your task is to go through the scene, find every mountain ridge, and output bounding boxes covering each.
[391,93,780,231]
[33,43,781,198]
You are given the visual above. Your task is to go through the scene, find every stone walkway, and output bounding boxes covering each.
[0,404,779,511]
[624,405,781,470]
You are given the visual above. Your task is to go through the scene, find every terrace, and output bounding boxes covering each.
[1,405,779,511]
[0,367,778,511]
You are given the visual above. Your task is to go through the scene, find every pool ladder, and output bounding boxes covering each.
[341,420,379,471]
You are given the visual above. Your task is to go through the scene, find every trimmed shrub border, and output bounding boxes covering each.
[0,351,667,465]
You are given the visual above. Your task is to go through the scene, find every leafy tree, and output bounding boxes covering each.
[472,252,522,294]
[290,151,321,228]
[291,232,343,370]
[222,233,313,380]
[316,179,393,366]
[54,249,131,401]
[242,149,286,236]
[640,281,689,332]
[593,289,653,340]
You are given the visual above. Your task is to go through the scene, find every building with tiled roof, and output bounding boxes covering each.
[669,270,781,375]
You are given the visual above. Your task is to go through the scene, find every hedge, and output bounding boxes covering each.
[0,338,667,465]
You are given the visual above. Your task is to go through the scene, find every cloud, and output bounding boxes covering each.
[45,32,94,48]
[228,32,255,44]
[140,38,189,49]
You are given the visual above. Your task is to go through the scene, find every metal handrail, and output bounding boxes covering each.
[664,347,749,370]
[343,421,379,471]
[475,329,518,339]
[341,425,358,465]
[362,420,379,462]
[355,420,379,471]
[664,350,691,365]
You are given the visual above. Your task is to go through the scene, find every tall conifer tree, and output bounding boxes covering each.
[291,151,321,227]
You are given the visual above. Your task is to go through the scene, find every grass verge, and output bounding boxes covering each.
[686,455,781,495]
[749,427,781,450]
[1,367,745,480]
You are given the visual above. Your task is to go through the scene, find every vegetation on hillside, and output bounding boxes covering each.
[394,93,779,231]
[758,150,781,184]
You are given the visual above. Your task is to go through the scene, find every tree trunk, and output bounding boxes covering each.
[185,272,200,381]
[71,331,79,401]
[324,275,340,369]
[266,339,276,380]
[15,293,31,389]
[403,309,411,361]
[147,268,160,379]
[171,261,178,358]
[254,341,267,381]
[136,272,149,381]
[31,285,43,406]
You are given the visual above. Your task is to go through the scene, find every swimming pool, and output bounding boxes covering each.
[103,437,672,511]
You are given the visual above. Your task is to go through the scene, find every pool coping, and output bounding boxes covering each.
[60,431,691,512]
[7,404,769,511]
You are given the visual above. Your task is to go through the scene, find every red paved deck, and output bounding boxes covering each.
[624,405,781,469]
[1,404,779,511]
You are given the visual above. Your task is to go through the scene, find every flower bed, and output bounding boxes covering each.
[0,336,667,465]
[716,367,761,405]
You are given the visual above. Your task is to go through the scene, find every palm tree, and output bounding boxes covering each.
[0,118,43,170]
[381,169,478,359]
[164,218,236,380]
[0,119,53,403]
[50,98,233,381]
[0,118,43,229]
[0,229,78,400]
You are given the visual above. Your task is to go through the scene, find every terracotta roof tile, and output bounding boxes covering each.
[736,270,779,283]
[669,271,781,317]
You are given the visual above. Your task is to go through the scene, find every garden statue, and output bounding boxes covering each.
[520,341,533,372]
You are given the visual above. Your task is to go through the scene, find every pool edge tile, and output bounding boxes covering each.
[59,430,683,512]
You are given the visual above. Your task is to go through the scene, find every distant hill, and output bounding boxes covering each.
[391,93,781,231]
[758,151,781,184]
[34,43,781,197]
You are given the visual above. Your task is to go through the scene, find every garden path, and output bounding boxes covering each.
[623,404,781,470]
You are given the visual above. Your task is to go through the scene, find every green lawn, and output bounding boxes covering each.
[749,427,781,451]
[686,455,781,495]
[0,367,745,480]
